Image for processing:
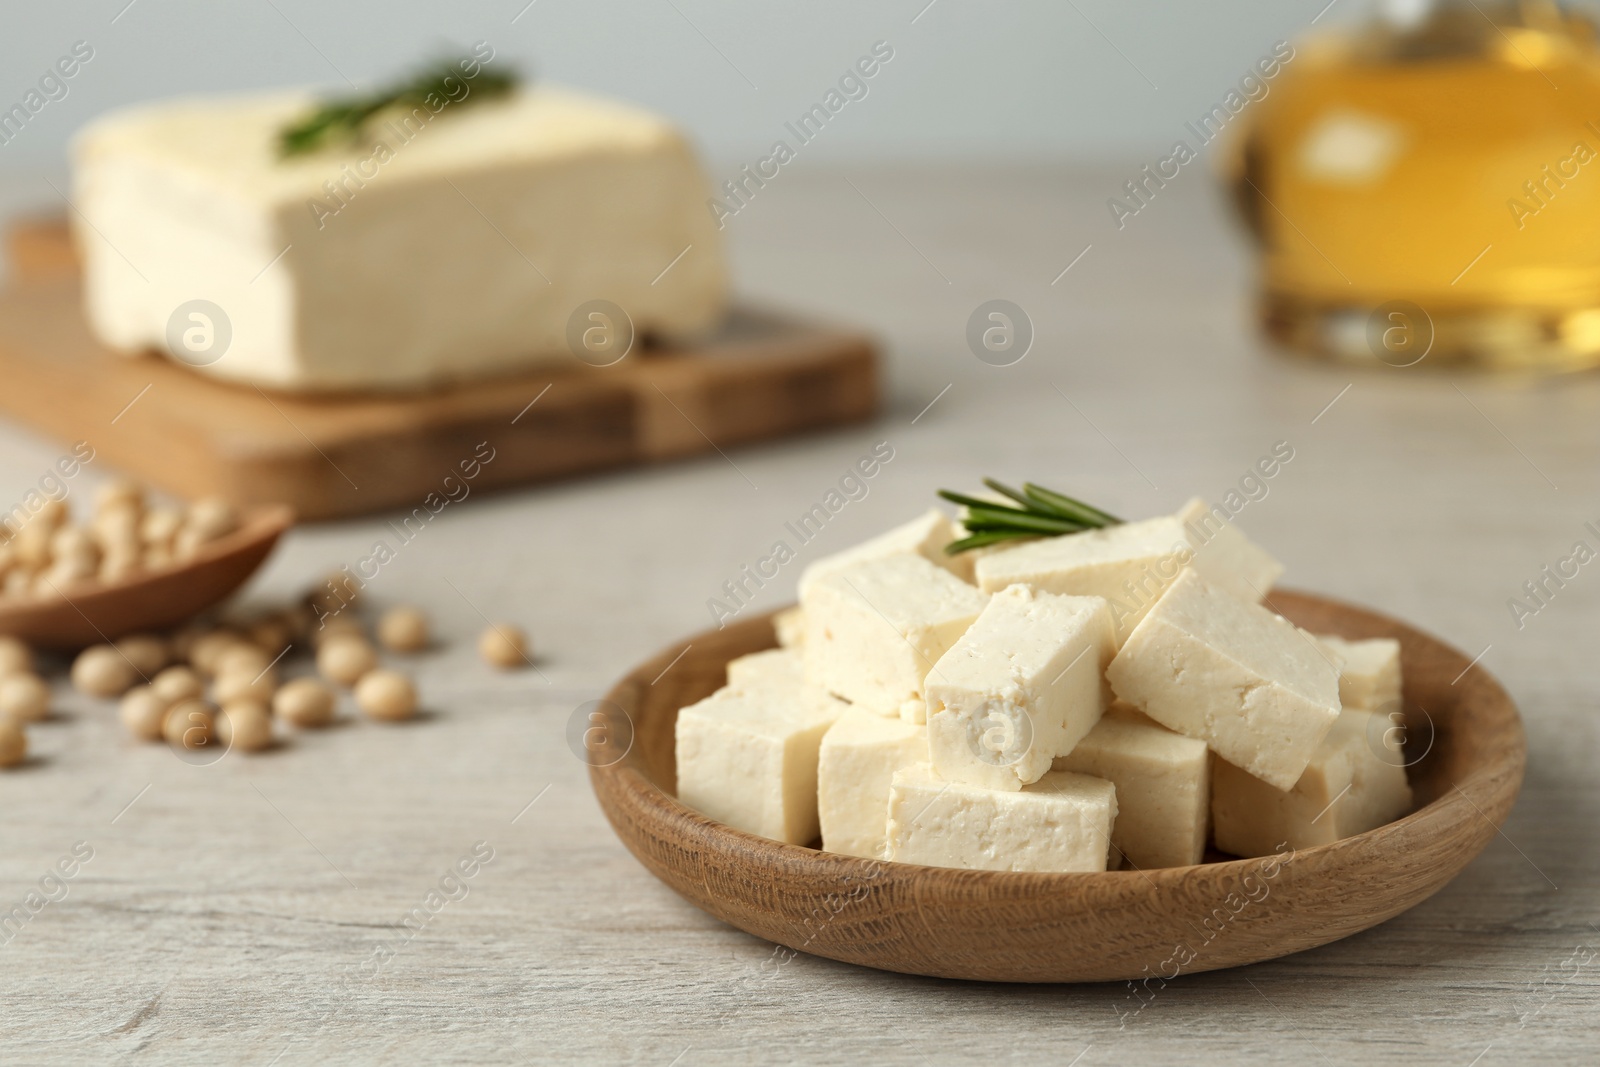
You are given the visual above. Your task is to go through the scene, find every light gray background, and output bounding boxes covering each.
[0,0,1355,176]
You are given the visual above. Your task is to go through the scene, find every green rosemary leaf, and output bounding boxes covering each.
[279,56,520,157]
[1022,483,1122,526]
[962,506,1084,534]
[936,490,1037,517]
[956,520,1039,535]
[943,531,1025,554]
[981,478,1038,512]
[941,479,1122,553]
[956,514,1034,529]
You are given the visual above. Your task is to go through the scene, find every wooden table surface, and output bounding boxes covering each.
[0,167,1594,1064]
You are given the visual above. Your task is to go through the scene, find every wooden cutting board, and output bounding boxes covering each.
[0,219,878,521]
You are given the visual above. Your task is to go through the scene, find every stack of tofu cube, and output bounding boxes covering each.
[675,501,1413,872]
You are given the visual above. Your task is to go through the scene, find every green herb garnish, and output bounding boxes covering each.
[939,479,1122,554]
[278,57,519,157]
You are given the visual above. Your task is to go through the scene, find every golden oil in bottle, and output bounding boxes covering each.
[1229,0,1600,371]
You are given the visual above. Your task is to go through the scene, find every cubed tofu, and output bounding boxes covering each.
[1176,497,1284,602]
[674,681,844,844]
[944,519,1013,584]
[973,516,1194,646]
[800,555,988,715]
[773,606,805,649]
[817,706,927,859]
[897,696,930,725]
[1107,570,1341,790]
[1316,634,1402,712]
[925,585,1114,790]
[798,509,967,596]
[885,763,1117,873]
[72,87,728,391]
[726,647,802,690]
[1212,708,1414,856]
[1106,697,1146,719]
[1055,708,1210,869]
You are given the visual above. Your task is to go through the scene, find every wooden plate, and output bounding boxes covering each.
[0,504,293,650]
[589,590,1525,983]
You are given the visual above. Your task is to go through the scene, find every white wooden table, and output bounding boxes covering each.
[0,167,1593,1064]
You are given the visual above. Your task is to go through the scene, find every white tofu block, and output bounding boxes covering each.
[73,87,728,391]
[1316,634,1403,712]
[1055,708,1210,869]
[1212,708,1414,856]
[772,606,805,649]
[1107,697,1146,719]
[725,647,802,690]
[1107,570,1341,790]
[817,706,927,859]
[674,681,844,844]
[974,516,1194,646]
[943,519,1012,584]
[1176,497,1284,602]
[897,697,928,724]
[925,586,1113,790]
[798,509,967,596]
[801,555,988,715]
[885,763,1117,873]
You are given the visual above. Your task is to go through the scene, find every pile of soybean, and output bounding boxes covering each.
[0,580,533,766]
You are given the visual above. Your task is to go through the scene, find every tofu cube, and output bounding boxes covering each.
[1316,634,1403,712]
[798,509,967,596]
[801,555,988,715]
[817,706,927,859]
[1176,497,1284,601]
[925,585,1114,790]
[72,87,728,391]
[1212,708,1414,856]
[973,516,1195,646]
[940,518,1004,585]
[772,606,805,649]
[1107,570,1341,790]
[885,763,1117,873]
[1055,707,1210,869]
[674,681,844,844]
[726,647,802,690]
[896,695,930,725]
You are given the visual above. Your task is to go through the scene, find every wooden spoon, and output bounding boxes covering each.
[0,504,294,650]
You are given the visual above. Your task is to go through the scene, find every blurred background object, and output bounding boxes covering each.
[1231,0,1600,371]
[0,27,885,519]
[0,2,1359,184]
[9,1,1600,377]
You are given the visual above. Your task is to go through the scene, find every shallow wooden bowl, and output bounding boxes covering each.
[590,589,1525,983]
[0,504,294,649]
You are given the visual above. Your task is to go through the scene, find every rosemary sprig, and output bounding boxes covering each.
[278,58,519,157]
[939,479,1122,554]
